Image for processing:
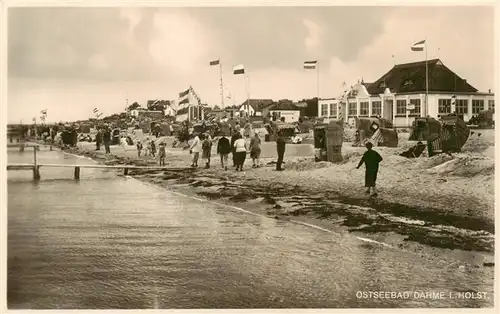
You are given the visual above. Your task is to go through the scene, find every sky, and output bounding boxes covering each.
[7,5,495,123]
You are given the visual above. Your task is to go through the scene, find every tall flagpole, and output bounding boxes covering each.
[219,60,225,108]
[425,37,429,117]
[244,71,250,117]
[317,61,320,100]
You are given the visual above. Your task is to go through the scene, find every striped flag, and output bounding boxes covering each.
[40,109,47,115]
[209,59,220,66]
[233,64,245,75]
[304,61,317,69]
[93,107,99,114]
[411,40,425,51]
[179,89,190,98]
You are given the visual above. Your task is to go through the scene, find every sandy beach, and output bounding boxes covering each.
[52,129,495,258]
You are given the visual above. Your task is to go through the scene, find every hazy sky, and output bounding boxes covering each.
[7,5,494,123]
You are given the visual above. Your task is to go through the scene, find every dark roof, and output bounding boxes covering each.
[366,59,478,95]
[268,102,300,111]
[240,99,274,111]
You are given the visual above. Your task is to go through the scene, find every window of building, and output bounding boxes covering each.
[329,103,337,117]
[488,100,495,112]
[396,99,407,115]
[371,101,382,116]
[438,99,451,114]
[456,99,468,114]
[403,79,414,87]
[409,99,421,115]
[359,101,369,116]
[321,103,328,116]
[472,99,484,114]
[348,102,357,116]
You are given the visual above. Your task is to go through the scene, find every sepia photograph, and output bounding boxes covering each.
[3,0,497,310]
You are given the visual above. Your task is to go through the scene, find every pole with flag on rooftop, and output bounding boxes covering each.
[210,59,225,108]
[411,38,428,117]
[233,64,250,116]
[304,61,319,100]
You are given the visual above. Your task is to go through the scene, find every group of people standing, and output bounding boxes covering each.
[188,130,287,171]
[95,127,112,154]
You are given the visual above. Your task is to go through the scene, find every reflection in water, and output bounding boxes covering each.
[7,148,494,309]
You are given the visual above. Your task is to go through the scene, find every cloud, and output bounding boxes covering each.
[7,6,494,123]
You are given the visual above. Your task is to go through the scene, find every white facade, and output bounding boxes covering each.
[239,104,254,116]
[164,106,176,116]
[269,110,300,123]
[318,83,495,127]
[175,113,188,122]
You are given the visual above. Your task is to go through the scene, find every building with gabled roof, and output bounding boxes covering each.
[238,99,274,117]
[318,59,494,126]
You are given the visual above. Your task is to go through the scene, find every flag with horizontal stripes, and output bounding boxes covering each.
[179,98,189,105]
[233,64,245,75]
[209,59,220,66]
[93,107,99,113]
[179,89,190,98]
[411,40,425,51]
[304,61,317,69]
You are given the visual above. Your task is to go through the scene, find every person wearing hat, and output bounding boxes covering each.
[189,132,202,168]
[356,141,383,197]
[158,142,166,166]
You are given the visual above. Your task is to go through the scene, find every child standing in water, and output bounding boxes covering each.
[158,142,166,166]
[356,142,383,197]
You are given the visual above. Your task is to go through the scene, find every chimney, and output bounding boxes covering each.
[488,89,491,93]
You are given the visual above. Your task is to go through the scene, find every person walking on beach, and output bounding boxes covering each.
[95,129,102,151]
[136,141,143,157]
[276,130,286,171]
[233,133,248,171]
[356,142,383,197]
[230,131,239,167]
[158,142,166,166]
[217,134,231,170]
[201,133,212,169]
[103,127,111,154]
[249,131,262,168]
[189,132,202,168]
[150,140,156,157]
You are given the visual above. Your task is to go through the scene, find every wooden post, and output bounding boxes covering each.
[33,166,41,180]
[123,168,129,176]
[74,166,80,180]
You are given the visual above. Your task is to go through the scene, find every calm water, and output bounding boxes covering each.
[7,147,494,309]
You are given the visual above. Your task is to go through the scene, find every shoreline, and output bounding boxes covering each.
[46,142,494,265]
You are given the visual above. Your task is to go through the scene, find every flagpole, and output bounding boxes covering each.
[317,61,320,100]
[219,60,225,108]
[244,71,250,117]
[425,37,429,117]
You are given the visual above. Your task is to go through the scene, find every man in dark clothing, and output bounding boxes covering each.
[103,128,111,154]
[217,135,231,170]
[276,131,286,171]
[230,131,239,167]
[356,142,383,196]
[95,129,102,151]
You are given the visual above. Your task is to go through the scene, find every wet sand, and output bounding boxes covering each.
[41,141,494,269]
